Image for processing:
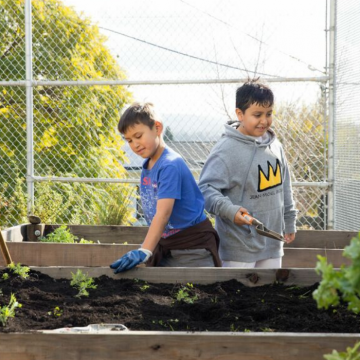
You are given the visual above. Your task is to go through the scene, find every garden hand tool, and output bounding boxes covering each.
[242,212,285,242]
[0,226,13,265]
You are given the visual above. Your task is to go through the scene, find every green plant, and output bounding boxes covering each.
[313,233,360,314]
[313,233,360,359]
[78,238,94,244]
[0,293,22,326]
[70,269,97,298]
[48,306,63,317]
[230,324,239,332]
[1,273,9,280]
[7,262,30,279]
[261,328,275,332]
[140,284,150,292]
[175,283,198,304]
[41,225,78,243]
[40,225,94,244]
[324,341,360,360]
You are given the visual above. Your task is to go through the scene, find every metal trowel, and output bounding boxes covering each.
[242,212,285,242]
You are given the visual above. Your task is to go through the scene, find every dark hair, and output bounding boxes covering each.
[118,102,159,134]
[235,80,274,113]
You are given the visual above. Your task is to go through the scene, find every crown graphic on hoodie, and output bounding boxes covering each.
[258,159,282,192]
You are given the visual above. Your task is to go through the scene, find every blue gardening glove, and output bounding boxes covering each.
[110,248,152,274]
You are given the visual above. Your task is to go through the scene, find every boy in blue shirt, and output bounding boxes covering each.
[110,103,221,273]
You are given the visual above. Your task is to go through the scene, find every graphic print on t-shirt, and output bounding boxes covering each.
[257,159,282,192]
[141,176,158,226]
[141,175,180,238]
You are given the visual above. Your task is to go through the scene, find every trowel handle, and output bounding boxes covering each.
[241,212,262,226]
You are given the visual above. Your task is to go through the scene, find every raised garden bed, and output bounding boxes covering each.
[1,224,357,268]
[0,267,360,360]
[1,225,359,359]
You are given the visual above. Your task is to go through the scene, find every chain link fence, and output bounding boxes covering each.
[1,0,330,229]
[334,0,360,230]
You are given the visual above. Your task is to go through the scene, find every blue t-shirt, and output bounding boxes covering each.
[140,147,206,238]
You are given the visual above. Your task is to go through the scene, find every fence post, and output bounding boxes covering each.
[25,0,34,214]
[327,0,336,229]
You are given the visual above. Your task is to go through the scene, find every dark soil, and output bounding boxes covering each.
[0,268,358,333]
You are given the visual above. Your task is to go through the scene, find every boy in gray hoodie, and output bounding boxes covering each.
[198,81,297,268]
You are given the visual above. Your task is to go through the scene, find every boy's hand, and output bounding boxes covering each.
[110,249,152,274]
[284,233,295,244]
[234,207,251,226]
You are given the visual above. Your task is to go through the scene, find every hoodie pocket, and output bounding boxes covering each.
[217,218,251,237]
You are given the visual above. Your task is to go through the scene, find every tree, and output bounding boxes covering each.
[0,0,134,226]
[164,126,174,142]
[273,99,326,228]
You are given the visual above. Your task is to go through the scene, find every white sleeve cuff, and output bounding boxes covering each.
[139,248,153,262]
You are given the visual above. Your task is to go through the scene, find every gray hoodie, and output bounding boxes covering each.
[199,124,297,262]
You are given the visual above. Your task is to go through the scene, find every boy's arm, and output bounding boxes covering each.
[110,198,174,273]
[141,198,175,252]
[199,154,241,223]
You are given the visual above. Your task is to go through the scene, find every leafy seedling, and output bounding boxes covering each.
[0,294,22,326]
[175,283,198,304]
[70,269,97,298]
[324,341,360,360]
[313,233,360,314]
[7,263,30,279]
[41,225,78,243]
[1,273,9,281]
[140,284,150,292]
[41,226,93,244]
[48,306,63,317]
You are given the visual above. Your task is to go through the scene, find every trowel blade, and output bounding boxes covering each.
[255,224,285,242]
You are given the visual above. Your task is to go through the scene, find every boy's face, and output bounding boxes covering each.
[235,103,273,137]
[123,121,162,159]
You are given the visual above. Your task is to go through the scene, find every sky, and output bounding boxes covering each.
[61,0,328,141]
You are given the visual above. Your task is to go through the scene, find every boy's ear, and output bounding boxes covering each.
[154,120,163,135]
[235,108,244,121]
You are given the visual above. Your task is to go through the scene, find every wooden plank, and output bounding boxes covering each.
[9,224,355,249]
[0,332,359,360]
[46,226,357,248]
[25,267,322,286]
[283,248,350,268]
[0,243,138,267]
[285,230,358,249]
[1,224,26,242]
[0,242,349,268]
[43,224,148,244]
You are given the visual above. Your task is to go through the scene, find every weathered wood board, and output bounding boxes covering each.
[5,223,357,249]
[23,267,320,286]
[0,332,359,360]
[44,226,358,248]
[0,242,350,268]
